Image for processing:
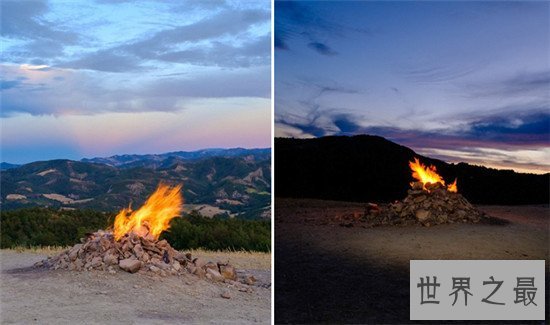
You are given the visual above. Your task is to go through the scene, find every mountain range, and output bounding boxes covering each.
[1,148,271,219]
[275,135,549,205]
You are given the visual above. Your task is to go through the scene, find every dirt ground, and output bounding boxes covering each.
[1,250,271,324]
[275,198,549,324]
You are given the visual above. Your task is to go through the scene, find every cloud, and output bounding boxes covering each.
[1,0,79,60]
[464,70,550,98]
[57,7,270,72]
[1,63,269,116]
[0,79,23,90]
[307,42,337,56]
[156,34,270,68]
[275,1,367,54]
[332,114,361,134]
[61,49,143,72]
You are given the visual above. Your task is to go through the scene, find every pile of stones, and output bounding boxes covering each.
[338,182,488,227]
[35,230,254,285]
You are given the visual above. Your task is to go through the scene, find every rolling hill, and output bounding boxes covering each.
[275,135,548,205]
[1,148,271,219]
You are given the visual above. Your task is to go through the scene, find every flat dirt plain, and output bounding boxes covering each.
[1,249,271,324]
[275,198,549,324]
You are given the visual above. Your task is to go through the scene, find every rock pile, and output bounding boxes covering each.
[35,230,244,283]
[339,182,487,227]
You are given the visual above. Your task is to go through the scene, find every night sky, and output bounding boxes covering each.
[1,0,270,164]
[275,1,549,174]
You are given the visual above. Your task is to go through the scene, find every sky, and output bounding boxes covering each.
[275,1,549,174]
[1,0,270,164]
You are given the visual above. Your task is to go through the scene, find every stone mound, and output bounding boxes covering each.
[338,182,488,227]
[35,230,252,285]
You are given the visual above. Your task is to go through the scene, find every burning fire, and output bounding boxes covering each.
[113,183,183,241]
[409,158,457,193]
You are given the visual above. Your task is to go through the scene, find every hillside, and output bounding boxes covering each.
[1,149,271,219]
[275,135,548,205]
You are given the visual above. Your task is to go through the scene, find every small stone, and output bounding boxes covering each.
[221,291,231,299]
[119,258,141,273]
[149,265,160,273]
[172,261,181,271]
[245,274,256,285]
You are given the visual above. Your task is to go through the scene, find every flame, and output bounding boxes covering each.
[447,178,458,193]
[113,183,183,241]
[409,158,458,192]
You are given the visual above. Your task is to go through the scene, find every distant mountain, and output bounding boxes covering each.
[0,162,20,170]
[81,148,270,167]
[275,135,548,205]
[1,149,271,219]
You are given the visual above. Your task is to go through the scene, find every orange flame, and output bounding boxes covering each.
[447,178,458,193]
[409,158,458,192]
[113,183,183,241]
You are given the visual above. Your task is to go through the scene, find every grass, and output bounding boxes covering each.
[3,246,271,270]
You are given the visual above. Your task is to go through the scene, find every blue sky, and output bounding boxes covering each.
[1,0,270,164]
[275,1,549,174]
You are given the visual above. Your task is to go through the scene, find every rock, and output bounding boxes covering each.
[154,262,171,270]
[411,182,424,190]
[204,261,218,271]
[68,244,82,261]
[133,244,144,258]
[245,274,256,285]
[219,264,237,280]
[221,291,232,299]
[149,265,160,273]
[206,268,224,282]
[103,254,118,266]
[172,261,181,271]
[119,258,141,273]
[185,253,192,260]
[193,267,206,278]
[415,209,430,222]
[193,257,207,268]
[91,256,103,268]
[414,195,426,203]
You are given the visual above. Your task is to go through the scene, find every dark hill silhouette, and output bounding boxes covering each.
[275,135,549,205]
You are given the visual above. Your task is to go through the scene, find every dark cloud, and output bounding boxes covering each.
[276,116,327,137]
[275,1,368,54]
[60,50,143,72]
[121,8,269,58]
[0,80,23,90]
[332,114,361,134]
[279,106,549,150]
[307,42,337,56]
[61,7,270,72]
[469,112,549,140]
[1,0,79,60]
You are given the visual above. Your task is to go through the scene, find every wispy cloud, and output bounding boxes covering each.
[275,1,368,55]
